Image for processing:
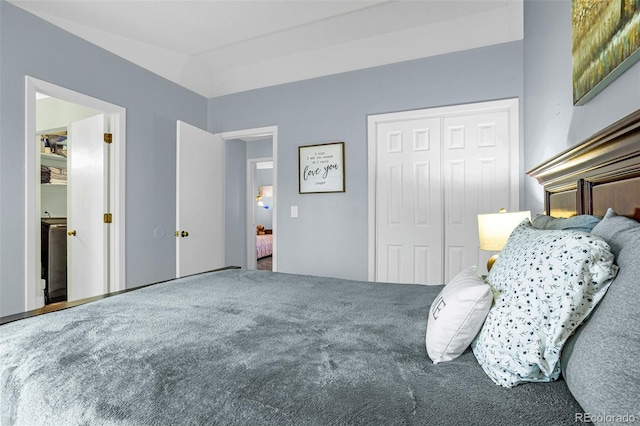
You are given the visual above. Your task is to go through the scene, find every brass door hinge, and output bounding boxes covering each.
[104,213,113,223]
[104,133,113,144]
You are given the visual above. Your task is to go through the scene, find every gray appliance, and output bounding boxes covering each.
[41,218,67,303]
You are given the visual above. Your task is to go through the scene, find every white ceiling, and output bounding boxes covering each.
[10,0,523,98]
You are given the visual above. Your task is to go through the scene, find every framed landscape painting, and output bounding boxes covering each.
[572,0,640,105]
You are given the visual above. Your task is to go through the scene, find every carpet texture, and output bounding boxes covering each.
[0,269,586,425]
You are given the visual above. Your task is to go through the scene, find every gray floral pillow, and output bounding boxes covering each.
[471,220,618,388]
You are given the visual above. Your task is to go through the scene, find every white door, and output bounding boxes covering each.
[442,110,512,282]
[375,117,443,284]
[176,120,225,277]
[67,114,109,301]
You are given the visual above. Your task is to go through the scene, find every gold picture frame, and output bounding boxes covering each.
[572,0,640,105]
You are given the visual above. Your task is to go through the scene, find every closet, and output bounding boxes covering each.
[36,94,102,305]
[368,99,520,284]
[40,134,68,303]
[26,79,126,312]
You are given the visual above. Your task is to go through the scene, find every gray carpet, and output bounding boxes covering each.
[0,269,586,425]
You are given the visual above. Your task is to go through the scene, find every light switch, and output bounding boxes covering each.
[291,206,298,218]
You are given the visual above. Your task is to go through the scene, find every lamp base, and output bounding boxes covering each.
[487,254,499,273]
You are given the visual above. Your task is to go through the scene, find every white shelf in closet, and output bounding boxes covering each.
[41,152,67,169]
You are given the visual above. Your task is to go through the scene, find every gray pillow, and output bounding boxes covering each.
[561,208,640,424]
[531,213,601,232]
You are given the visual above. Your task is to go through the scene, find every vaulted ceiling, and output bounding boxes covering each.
[10,0,523,98]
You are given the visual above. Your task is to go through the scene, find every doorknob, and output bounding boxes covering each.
[67,230,77,236]
[181,231,189,237]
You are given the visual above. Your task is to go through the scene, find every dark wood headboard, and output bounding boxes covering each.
[527,109,640,221]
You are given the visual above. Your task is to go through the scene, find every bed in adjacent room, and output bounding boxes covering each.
[1,110,640,425]
[256,233,273,259]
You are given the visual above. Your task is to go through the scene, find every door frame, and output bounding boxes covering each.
[25,76,127,311]
[218,126,278,272]
[246,157,273,270]
[367,98,520,282]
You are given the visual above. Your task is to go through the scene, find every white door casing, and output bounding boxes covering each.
[176,120,225,277]
[67,114,109,301]
[246,157,273,270]
[368,99,519,284]
[375,117,443,284]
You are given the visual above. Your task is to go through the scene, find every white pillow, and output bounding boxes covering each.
[471,220,618,387]
[426,266,492,364]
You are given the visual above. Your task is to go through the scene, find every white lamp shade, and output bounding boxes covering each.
[477,210,531,251]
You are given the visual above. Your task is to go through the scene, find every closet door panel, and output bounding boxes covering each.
[375,117,443,284]
[443,110,511,281]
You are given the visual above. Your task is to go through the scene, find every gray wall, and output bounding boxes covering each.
[247,138,273,159]
[0,2,207,316]
[523,0,640,213]
[209,41,524,281]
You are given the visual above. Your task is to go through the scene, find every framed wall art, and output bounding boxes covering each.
[572,0,640,105]
[298,142,345,194]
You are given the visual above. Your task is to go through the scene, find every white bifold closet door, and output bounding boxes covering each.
[373,101,517,284]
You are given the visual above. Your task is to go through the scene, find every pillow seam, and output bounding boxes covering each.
[439,292,490,355]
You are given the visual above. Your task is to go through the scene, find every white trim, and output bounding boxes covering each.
[367,116,377,282]
[367,98,520,282]
[25,76,127,311]
[218,126,278,272]
[246,159,255,270]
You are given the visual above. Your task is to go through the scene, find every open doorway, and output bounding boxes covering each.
[250,158,273,271]
[220,126,278,271]
[25,77,126,311]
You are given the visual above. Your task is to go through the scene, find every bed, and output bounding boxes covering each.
[1,109,640,425]
[256,233,273,259]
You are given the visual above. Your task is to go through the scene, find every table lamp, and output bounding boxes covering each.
[478,209,531,272]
